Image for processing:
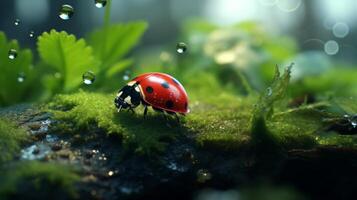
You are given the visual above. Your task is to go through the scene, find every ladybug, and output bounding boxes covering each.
[114,72,189,119]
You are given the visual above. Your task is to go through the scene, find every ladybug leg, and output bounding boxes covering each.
[174,113,180,123]
[129,107,135,113]
[143,106,148,118]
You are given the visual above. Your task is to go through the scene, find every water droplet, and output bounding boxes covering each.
[332,22,349,38]
[29,31,35,38]
[123,70,131,81]
[95,0,107,8]
[266,87,272,96]
[14,19,20,26]
[17,72,26,83]
[176,42,187,54]
[8,49,17,60]
[324,40,339,55]
[108,171,114,176]
[123,75,130,81]
[59,4,74,20]
[82,71,96,85]
[196,169,212,183]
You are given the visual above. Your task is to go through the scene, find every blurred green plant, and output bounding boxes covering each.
[0,33,37,106]
[0,161,79,199]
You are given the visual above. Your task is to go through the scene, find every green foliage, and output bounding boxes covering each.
[38,30,98,92]
[0,161,79,199]
[0,32,35,106]
[87,22,148,70]
[0,118,28,164]
[1,19,147,106]
[48,91,182,155]
[253,64,292,120]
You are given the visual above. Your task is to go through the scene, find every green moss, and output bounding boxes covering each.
[48,91,186,155]
[0,161,79,199]
[186,95,253,151]
[0,118,28,164]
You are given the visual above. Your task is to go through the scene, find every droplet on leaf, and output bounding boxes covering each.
[176,42,187,54]
[82,71,96,85]
[8,49,18,60]
[59,4,74,20]
[95,0,107,8]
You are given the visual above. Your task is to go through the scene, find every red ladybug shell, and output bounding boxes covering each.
[132,72,189,114]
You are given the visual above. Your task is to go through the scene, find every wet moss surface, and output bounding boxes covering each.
[0,87,356,200]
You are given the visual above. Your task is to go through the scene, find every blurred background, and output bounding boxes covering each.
[1,0,357,63]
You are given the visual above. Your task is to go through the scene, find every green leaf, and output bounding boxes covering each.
[253,63,293,120]
[0,32,34,106]
[105,59,133,78]
[87,22,148,69]
[37,30,98,92]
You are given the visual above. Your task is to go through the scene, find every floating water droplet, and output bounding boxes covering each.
[123,75,130,81]
[176,42,187,54]
[14,19,20,26]
[17,72,26,83]
[95,0,107,8]
[29,31,35,38]
[59,4,74,20]
[324,40,339,55]
[82,71,96,85]
[8,49,17,60]
[197,169,212,183]
[266,87,272,96]
[332,22,349,38]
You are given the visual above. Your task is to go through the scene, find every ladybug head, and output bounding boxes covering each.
[114,96,131,112]
[114,83,141,112]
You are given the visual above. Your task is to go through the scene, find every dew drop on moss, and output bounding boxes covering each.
[176,42,187,54]
[17,72,26,83]
[29,31,35,38]
[8,49,17,60]
[95,0,107,8]
[59,4,74,20]
[14,19,20,26]
[83,71,96,85]
[196,169,212,183]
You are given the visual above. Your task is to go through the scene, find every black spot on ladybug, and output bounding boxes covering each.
[166,100,174,109]
[184,102,188,110]
[146,86,154,93]
[161,81,170,89]
[171,78,180,85]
